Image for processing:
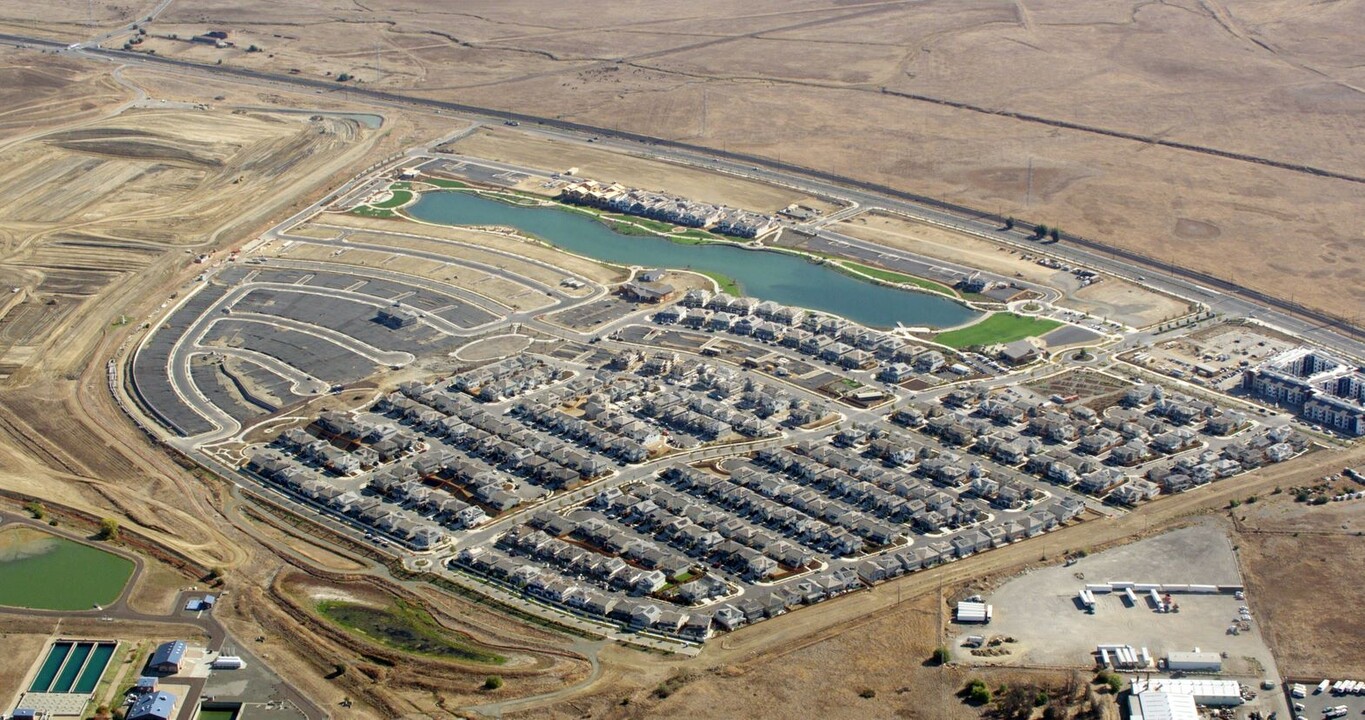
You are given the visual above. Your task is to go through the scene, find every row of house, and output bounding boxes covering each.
[450,355,564,403]
[559,180,779,238]
[245,450,449,549]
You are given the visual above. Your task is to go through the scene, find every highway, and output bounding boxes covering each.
[2,29,1357,359]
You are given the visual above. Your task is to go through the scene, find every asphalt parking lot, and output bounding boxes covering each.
[1285,681,1365,720]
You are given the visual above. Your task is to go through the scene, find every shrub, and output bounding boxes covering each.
[483,675,503,691]
[24,500,46,519]
[970,684,993,704]
[1035,691,1050,707]
[859,688,877,699]
[1098,673,1123,694]
[97,517,120,541]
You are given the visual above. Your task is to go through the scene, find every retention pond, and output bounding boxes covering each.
[406,191,980,329]
[0,526,134,610]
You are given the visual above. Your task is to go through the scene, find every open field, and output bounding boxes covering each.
[1235,491,1365,679]
[79,0,1360,320]
[934,313,1062,349]
[0,53,129,144]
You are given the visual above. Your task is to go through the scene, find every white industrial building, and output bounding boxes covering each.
[1129,688,1200,720]
[1166,650,1222,673]
[1131,678,1244,706]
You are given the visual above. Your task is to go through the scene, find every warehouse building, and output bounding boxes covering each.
[1165,650,1222,672]
[1130,678,1243,706]
[1129,688,1200,720]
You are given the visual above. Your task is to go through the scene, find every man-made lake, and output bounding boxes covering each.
[0,526,134,610]
[406,191,980,329]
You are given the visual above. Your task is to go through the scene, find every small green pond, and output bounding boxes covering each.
[316,599,505,664]
[0,526,134,610]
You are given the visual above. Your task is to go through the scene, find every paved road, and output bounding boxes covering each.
[0,512,324,720]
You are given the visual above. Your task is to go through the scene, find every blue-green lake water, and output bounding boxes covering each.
[406,191,980,329]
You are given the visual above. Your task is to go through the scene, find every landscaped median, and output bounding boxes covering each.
[933,312,1062,349]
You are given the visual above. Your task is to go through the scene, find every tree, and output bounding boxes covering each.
[98,517,120,541]
[1004,217,1016,230]
[996,684,1036,720]
[483,675,503,691]
[966,679,992,704]
[24,500,46,519]
[1034,223,1048,239]
[1094,671,1123,694]
[932,645,951,665]
[1049,228,1060,242]
[337,73,352,82]
[248,44,260,52]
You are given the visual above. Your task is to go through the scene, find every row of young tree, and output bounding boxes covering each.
[1004,217,1062,243]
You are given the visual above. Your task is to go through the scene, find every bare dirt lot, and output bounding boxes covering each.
[1235,490,1365,679]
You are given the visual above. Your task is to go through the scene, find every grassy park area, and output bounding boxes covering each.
[934,312,1062,349]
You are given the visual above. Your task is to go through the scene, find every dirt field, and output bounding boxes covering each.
[1235,490,1365,679]
[0,632,51,699]
[69,0,1354,320]
[314,211,625,286]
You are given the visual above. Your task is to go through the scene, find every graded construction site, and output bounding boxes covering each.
[0,7,1361,720]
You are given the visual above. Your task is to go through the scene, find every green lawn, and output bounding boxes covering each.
[692,270,742,295]
[423,177,467,189]
[350,206,396,218]
[317,599,505,664]
[934,312,1062,349]
[839,261,956,297]
[371,189,414,209]
[599,213,680,234]
[597,216,655,237]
